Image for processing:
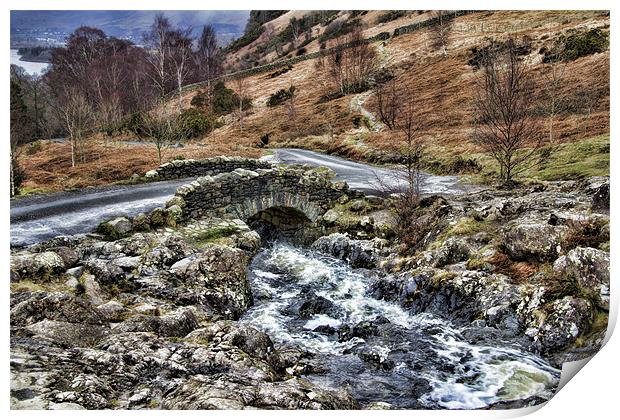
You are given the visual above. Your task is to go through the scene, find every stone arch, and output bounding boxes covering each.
[226,192,325,223]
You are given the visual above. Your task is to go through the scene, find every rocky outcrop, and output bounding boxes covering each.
[312,233,389,268]
[553,247,610,309]
[9,173,610,409]
[170,244,253,319]
[11,251,66,281]
[11,319,357,409]
[500,218,569,262]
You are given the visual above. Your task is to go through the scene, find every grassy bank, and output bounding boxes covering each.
[463,134,610,183]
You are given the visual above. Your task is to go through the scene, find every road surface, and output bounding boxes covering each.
[268,148,472,196]
[10,179,191,247]
[10,148,473,246]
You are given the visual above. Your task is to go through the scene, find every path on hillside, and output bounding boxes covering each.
[11,148,473,246]
[349,42,390,132]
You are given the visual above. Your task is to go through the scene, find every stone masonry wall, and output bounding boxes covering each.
[166,166,349,223]
[145,157,273,180]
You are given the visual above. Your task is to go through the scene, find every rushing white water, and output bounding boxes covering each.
[242,243,560,409]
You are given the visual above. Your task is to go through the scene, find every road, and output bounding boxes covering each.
[268,148,472,196]
[10,178,191,247]
[10,148,473,246]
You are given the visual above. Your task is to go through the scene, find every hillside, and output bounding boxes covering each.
[18,10,610,193]
[184,11,609,173]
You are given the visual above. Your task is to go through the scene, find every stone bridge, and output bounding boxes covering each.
[164,163,350,235]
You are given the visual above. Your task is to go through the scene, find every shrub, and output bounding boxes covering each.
[259,133,270,147]
[26,140,42,155]
[226,20,265,53]
[211,81,252,115]
[11,156,25,196]
[319,18,362,43]
[352,115,362,128]
[563,217,609,249]
[190,90,210,109]
[544,28,609,62]
[268,65,293,78]
[468,40,532,69]
[122,112,147,137]
[177,109,214,139]
[267,86,296,107]
[296,47,307,56]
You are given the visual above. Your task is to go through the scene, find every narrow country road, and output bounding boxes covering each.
[11,148,473,246]
[10,178,191,247]
[268,148,472,196]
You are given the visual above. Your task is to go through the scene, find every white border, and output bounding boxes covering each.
[3,1,617,419]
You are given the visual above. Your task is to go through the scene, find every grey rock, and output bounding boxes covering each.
[553,247,610,309]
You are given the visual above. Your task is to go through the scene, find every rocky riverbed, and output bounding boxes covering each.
[10,174,610,410]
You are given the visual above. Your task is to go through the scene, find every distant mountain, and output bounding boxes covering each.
[10,10,250,47]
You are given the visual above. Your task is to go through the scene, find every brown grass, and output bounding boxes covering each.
[18,136,261,193]
[489,252,539,283]
[18,11,610,194]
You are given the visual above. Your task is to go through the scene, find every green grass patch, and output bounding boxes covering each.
[15,186,55,197]
[464,134,609,183]
[189,226,240,247]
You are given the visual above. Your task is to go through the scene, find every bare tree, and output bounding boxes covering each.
[169,27,194,114]
[289,17,301,46]
[430,11,454,57]
[542,45,567,145]
[195,24,222,106]
[373,82,426,249]
[395,83,425,204]
[144,14,173,101]
[472,39,543,184]
[136,113,188,163]
[373,74,399,130]
[319,25,378,95]
[233,78,249,130]
[58,89,93,167]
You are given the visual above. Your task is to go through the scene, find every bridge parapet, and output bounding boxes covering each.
[145,156,273,180]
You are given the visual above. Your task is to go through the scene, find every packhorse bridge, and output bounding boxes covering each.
[148,157,352,235]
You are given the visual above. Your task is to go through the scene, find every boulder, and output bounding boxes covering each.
[501,219,569,261]
[131,213,151,232]
[171,244,253,319]
[11,292,105,327]
[55,246,79,268]
[553,247,610,309]
[312,233,389,269]
[96,217,132,240]
[83,259,125,284]
[531,296,594,353]
[114,308,199,337]
[297,295,341,319]
[97,300,128,322]
[81,274,107,305]
[11,251,65,280]
[161,376,358,409]
[26,319,110,348]
[349,199,366,212]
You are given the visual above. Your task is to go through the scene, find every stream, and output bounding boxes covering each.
[241,242,560,409]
